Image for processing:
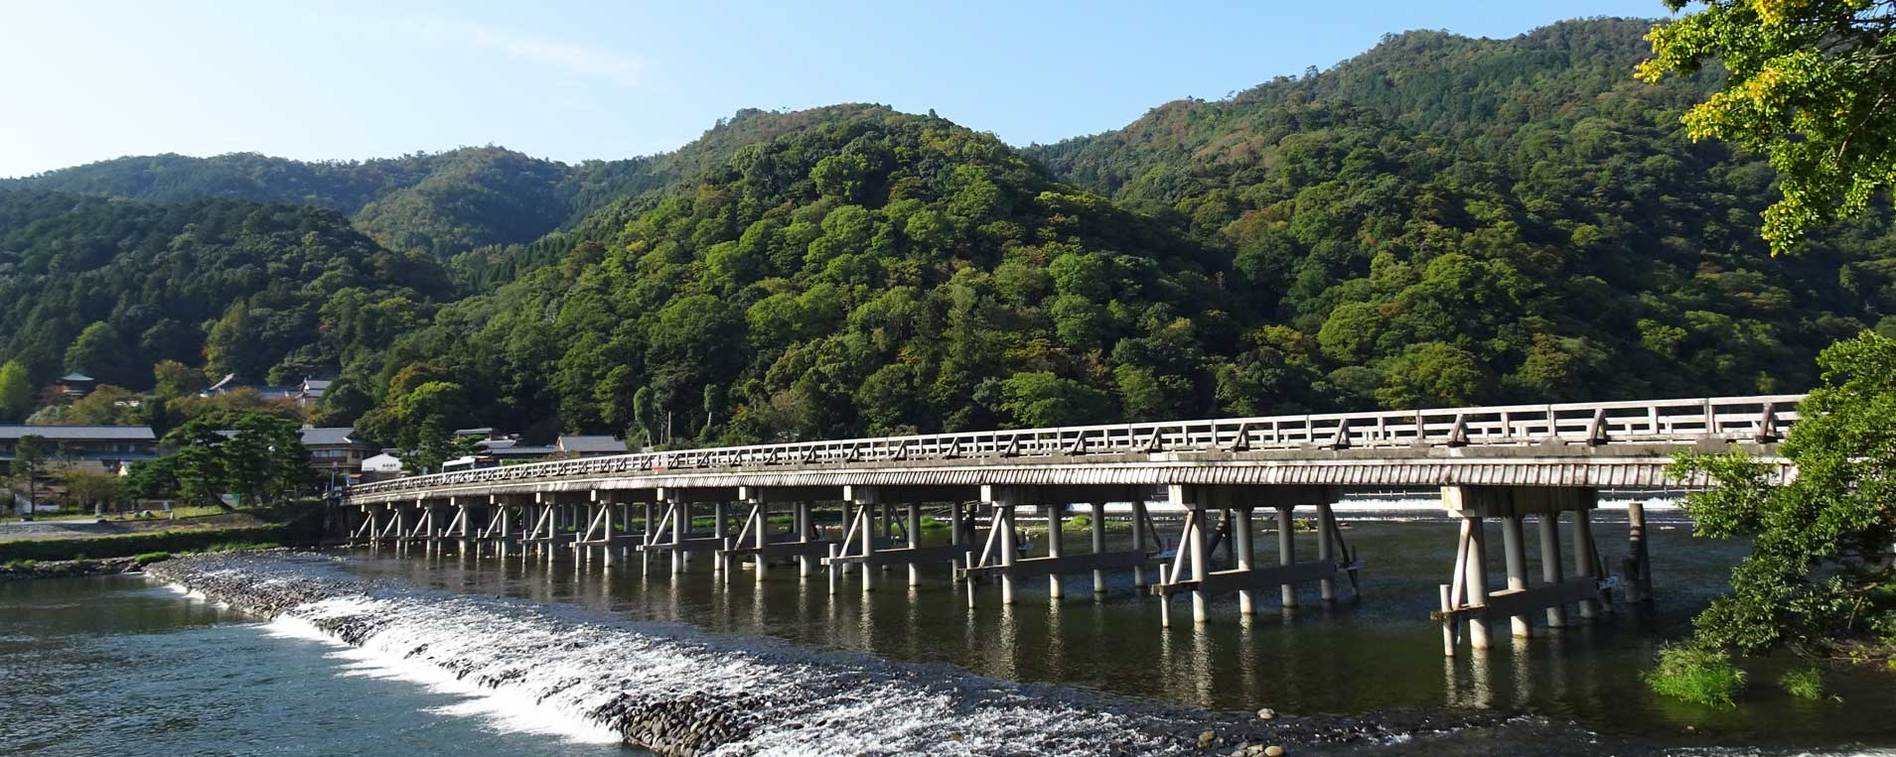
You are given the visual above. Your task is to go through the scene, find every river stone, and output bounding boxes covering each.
[1264,746,1285,757]
[1257,707,1277,720]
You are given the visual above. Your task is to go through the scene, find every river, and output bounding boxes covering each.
[3,505,1892,754]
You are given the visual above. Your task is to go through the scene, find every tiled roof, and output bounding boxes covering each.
[299,427,364,447]
[0,425,155,441]
[557,435,626,453]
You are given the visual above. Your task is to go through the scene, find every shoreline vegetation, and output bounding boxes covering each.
[0,542,280,581]
[1647,334,1896,706]
[0,502,319,563]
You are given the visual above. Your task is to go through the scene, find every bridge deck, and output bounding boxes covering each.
[345,394,1799,505]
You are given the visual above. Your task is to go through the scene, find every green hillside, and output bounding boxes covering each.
[4,18,1893,446]
[1025,18,1895,407]
[0,190,452,388]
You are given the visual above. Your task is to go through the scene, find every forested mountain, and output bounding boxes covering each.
[0,148,553,258]
[346,110,1231,444]
[1026,18,1896,407]
[4,17,1894,446]
[1,105,904,265]
[0,190,452,388]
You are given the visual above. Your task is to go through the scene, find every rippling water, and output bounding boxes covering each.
[5,506,1894,755]
[0,575,630,756]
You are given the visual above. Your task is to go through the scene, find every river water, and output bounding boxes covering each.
[4,505,1893,754]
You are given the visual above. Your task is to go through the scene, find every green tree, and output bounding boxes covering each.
[0,360,32,422]
[1375,342,1489,408]
[9,434,49,513]
[1670,332,1896,656]
[1639,0,1896,252]
[997,372,1114,427]
[394,381,472,473]
[63,385,146,425]
[152,359,205,400]
[64,322,133,387]
[154,413,311,506]
[62,470,126,515]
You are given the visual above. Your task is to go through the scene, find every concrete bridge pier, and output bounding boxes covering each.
[796,500,816,576]
[1621,500,1654,605]
[1131,498,1150,588]
[1275,504,1297,609]
[964,485,1150,607]
[1233,503,1255,614]
[1045,505,1064,599]
[1152,485,1353,625]
[640,501,655,575]
[669,496,685,574]
[1090,502,1108,593]
[711,500,729,575]
[905,501,922,587]
[474,494,515,559]
[1437,486,1607,656]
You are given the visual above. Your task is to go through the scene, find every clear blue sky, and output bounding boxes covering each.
[0,0,1672,178]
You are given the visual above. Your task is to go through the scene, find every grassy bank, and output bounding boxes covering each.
[0,524,290,562]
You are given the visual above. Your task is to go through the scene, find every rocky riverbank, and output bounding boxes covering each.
[0,555,147,581]
[141,553,1549,756]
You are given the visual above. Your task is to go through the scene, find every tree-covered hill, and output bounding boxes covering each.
[347,110,1234,444]
[0,105,907,265]
[1024,18,1896,408]
[0,189,452,388]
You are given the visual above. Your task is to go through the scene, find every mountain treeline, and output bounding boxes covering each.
[0,191,452,388]
[3,18,1893,446]
[0,105,906,264]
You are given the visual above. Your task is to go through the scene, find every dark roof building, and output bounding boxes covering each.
[298,426,376,476]
[557,435,627,457]
[0,425,157,471]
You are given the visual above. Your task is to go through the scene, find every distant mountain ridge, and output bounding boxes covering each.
[1,104,897,259]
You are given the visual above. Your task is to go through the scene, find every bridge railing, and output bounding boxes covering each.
[347,394,1805,498]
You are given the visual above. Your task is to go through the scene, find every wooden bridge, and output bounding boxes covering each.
[340,394,1800,653]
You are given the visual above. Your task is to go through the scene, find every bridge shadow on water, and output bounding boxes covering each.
[338,506,1895,752]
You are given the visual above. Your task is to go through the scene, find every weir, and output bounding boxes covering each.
[340,394,1798,654]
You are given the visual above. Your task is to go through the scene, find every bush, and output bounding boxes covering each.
[1647,644,1746,707]
[133,551,173,565]
[1779,666,1824,700]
